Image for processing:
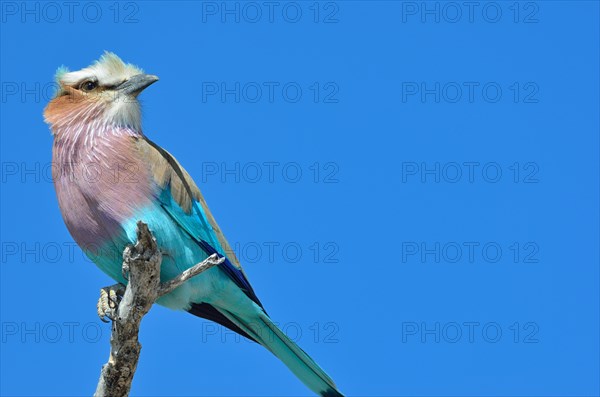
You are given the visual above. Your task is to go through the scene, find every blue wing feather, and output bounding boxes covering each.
[140,137,265,310]
[159,191,265,310]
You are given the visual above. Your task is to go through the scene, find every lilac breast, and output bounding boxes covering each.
[53,128,157,253]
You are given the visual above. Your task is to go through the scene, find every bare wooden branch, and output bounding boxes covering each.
[94,221,221,397]
[158,253,224,297]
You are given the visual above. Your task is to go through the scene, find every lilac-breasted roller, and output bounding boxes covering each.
[44,52,342,396]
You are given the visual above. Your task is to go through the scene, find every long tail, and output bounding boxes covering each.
[218,306,344,397]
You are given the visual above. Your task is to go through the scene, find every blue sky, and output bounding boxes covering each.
[1,1,599,396]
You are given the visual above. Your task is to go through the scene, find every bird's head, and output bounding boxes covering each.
[44,52,158,136]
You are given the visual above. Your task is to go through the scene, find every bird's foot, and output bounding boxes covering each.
[97,283,126,323]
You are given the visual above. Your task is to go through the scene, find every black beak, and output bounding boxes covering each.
[117,74,159,96]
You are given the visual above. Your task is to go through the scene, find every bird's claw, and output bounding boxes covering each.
[97,284,125,323]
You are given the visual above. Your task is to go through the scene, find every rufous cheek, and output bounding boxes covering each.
[44,88,103,132]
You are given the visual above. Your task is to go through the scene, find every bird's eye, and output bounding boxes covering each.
[80,80,98,92]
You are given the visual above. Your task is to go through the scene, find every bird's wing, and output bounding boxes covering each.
[134,136,264,309]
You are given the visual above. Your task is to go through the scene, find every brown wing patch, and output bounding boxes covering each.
[136,137,244,271]
[136,137,200,214]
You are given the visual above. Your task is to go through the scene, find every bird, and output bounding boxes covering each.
[44,52,343,397]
